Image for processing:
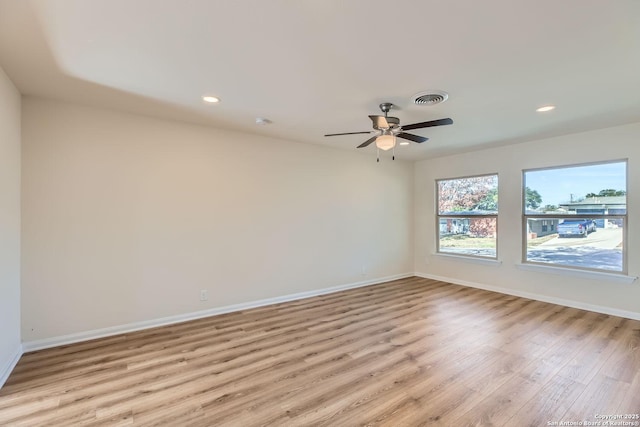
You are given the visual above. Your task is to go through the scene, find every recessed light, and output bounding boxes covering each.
[399,141,410,146]
[202,96,220,103]
[536,105,555,112]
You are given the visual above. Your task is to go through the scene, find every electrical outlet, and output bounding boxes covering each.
[200,290,208,301]
[361,265,367,276]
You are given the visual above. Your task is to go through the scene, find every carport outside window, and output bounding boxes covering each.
[522,161,627,273]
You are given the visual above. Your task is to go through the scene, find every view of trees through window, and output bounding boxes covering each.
[523,161,627,273]
[437,174,498,258]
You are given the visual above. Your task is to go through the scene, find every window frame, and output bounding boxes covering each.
[436,173,499,260]
[522,159,628,275]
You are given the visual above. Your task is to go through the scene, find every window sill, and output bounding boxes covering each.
[516,263,638,284]
[432,253,502,267]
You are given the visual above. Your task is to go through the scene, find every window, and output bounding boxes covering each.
[540,220,554,233]
[437,174,498,258]
[523,160,627,273]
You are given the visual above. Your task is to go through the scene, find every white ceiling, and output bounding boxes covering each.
[1,0,639,160]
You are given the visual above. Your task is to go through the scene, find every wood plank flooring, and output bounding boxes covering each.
[1,277,639,426]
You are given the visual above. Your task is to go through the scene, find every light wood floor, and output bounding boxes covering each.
[1,277,639,426]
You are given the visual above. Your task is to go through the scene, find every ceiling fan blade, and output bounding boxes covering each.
[397,132,428,143]
[369,115,389,129]
[357,136,377,148]
[324,131,371,137]
[401,118,453,131]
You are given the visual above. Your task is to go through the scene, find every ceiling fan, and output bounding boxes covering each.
[324,103,453,161]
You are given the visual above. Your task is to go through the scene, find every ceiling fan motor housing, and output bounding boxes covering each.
[373,116,399,130]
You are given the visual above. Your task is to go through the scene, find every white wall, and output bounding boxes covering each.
[0,66,22,386]
[21,98,414,342]
[415,122,640,317]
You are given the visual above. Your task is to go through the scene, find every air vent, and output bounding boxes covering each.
[412,90,449,106]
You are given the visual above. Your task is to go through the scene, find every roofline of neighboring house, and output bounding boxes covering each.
[558,203,627,208]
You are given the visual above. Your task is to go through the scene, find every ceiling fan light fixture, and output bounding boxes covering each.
[376,134,396,151]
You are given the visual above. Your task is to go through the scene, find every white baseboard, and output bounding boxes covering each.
[0,345,23,389]
[415,271,640,321]
[22,273,413,353]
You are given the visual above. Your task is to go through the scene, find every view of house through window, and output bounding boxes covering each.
[523,161,627,273]
[437,174,498,258]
